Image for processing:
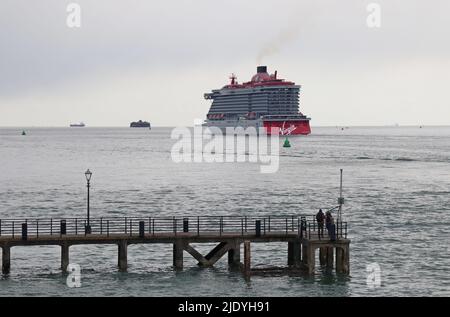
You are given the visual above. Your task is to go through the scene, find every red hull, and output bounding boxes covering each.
[263,120,311,135]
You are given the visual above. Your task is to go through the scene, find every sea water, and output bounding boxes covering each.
[0,126,449,296]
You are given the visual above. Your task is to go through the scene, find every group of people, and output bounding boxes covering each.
[315,209,336,241]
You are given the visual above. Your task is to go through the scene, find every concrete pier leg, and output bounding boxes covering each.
[288,242,302,266]
[319,247,327,266]
[343,245,350,274]
[243,241,251,278]
[294,241,302,267]
[173,241,183,270]
[288,242,294,266]
[118,241,128,272]
[301,244,315,274]
[302,244,308,266]
[307,246,315,274]
[228,242,240,268]
[335,247,342,273]
[326,247,334,268]
[61,244,70,273]
[2,247,10,275]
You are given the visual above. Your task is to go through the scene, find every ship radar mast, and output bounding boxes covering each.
[229,73,237,85]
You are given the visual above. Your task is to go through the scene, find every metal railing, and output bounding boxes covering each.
[0,215,347,240]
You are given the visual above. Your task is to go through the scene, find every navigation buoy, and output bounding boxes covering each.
[283,137,291,148]
[22,130,26,136]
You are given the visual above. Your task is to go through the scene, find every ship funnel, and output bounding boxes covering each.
[257,66,267,73]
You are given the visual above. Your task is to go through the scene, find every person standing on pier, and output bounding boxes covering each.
[325,211,336,241]
[329,217,336,241]
[325,211,332,231]
[316,209,325,239]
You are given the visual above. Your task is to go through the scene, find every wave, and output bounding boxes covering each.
[379,157,416,162]
[413,190,450,196]
[395,157,416,162]
[355,156,448,163]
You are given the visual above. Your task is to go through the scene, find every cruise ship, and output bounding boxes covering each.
[203,66,311,135]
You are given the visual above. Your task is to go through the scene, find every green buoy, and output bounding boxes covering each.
[22,130,26,136]
[283,137,291,148]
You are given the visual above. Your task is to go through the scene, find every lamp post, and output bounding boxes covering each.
[85,169,92,234]
[338,169,344,222]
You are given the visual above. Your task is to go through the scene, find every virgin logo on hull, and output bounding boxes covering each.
[280,122,297,135]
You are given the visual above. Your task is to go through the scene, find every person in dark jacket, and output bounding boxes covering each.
[330,217,337,241]
[316,209,325,239]
[325,211,332,231]
[325,211,336,241]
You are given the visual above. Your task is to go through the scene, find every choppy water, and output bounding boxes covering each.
[0,126,449,296]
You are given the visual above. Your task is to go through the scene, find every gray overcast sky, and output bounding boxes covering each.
[0,0,449,127]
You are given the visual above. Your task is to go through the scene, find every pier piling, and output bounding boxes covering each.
[61,243,70,273]
[118,241,128,272]
[2,246,10,275]
[228,242,241,268]
[336,247,343,273]
[306,245,315,274]
[287,241,301,267]
[173,240,183,270]
[228,244,241,268]
[335,245,350,274]
[319,247,327,266]
[302,244,309,266]
[243,241,251,278]
[326,247,334,268]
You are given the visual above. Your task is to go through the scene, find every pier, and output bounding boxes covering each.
[0,215,350,276]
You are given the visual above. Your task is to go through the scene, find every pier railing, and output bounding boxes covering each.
[0,216,347,240]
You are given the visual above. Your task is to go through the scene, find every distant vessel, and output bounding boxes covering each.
[203,66,311,135]
[130,120,151,128]
[70,122,85,127]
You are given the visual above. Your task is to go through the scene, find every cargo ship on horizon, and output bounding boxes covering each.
[130,120,151,128]
[70,122,85,127]
[203,66,311,135]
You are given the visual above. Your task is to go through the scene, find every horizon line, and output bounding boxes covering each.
[1,124,450,128]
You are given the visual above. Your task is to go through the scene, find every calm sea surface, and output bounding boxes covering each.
[0,126,449,296]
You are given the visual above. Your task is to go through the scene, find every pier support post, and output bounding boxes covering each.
[335,247,342,273]
[184,244,209,267]
[302,244,308,266]
[308,246,315,274]
[343,245,350,274]
[288,242,294,266]
[61,243,70,273]
[228,242,240,268]
[326,247,334,268]
[243,241,251,278]
[319,247,327,266]
[302,244,315,274]
[2,246,10,275]
[118,241,128,272]
[173,241,183,270]
[288,241,301,267]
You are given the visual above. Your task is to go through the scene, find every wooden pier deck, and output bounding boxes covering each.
[0,216,350,276]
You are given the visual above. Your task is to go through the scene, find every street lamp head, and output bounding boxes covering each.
[85,169,92,182]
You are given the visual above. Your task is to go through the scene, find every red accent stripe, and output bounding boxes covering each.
[263,121,311,135]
